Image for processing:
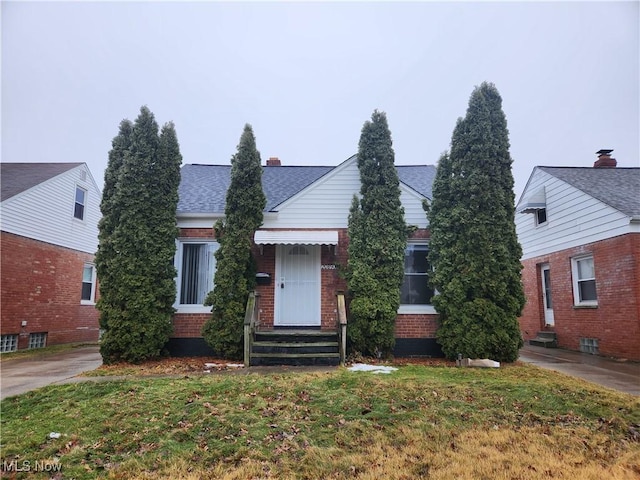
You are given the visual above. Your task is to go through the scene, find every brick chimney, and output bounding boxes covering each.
[594,149,617,168]
[266,157,281,166]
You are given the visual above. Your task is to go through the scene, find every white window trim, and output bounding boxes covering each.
[399,241,435,312]
[74,185,88,222]
[81,263,97,305]
[174,239,218,314]
[398,304,437,315]
[571,254,598,307]
[534,208,548,227]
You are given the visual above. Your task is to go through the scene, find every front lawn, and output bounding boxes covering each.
[1,364,638,479]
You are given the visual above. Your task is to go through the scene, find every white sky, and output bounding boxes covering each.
[2,1,638,199]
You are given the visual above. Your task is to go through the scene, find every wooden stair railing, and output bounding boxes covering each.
[336,291,347,366]
[243,292,260,367]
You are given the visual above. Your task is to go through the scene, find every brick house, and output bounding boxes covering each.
[1,163,102,352]
[169,155,440,359]
[515,150,640,360]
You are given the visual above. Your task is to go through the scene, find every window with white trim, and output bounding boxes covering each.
[571,255,597,306]
[1,334,18,353]
[401,244,434,306]
[535,208,547,226]
[176,241,218,308]
[81,264,97,304]
[74,186,87,220]
[28,332,47,349]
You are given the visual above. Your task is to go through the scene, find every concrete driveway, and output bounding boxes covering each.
[519,344,640,396]
[0,345,102,400]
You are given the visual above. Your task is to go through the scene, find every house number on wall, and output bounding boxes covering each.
[321,264,337,270]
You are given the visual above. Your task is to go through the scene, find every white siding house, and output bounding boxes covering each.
[516,151,640,360]
[1,162,102,351]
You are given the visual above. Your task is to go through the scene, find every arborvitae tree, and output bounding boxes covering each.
[96,119,133,333]
[97,106,182,364]
[426,82,525,362]
[202,124,266,359]
[346,110,407,357]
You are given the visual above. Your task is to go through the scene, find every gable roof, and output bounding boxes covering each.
[1,162,83,202]
[178,160,437,215]
[539,166,640,218]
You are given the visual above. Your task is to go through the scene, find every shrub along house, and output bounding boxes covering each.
[516,150,640,360]
[169,155,439,361]
[1,163,102,352]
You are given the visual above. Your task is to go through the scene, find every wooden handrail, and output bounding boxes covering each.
[336,291,347,366]
[243,292,260,367]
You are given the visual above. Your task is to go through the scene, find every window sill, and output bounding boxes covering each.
[573,304,598,309]
[80,300,96,306]
[398,305,437,315]
[174,305,213,314]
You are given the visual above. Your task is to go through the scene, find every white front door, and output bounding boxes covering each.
[541,264,554,326]
[275,244,321,326]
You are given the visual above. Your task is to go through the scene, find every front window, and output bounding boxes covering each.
[572,255,597,306]
[74,186,87,220]
[81,264,96,304]
[535,208,547,226]
[177,242,218,306]
[401,244,434,305]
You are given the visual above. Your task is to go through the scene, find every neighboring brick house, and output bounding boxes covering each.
[170,155,440,357]
[1,163,102,352]
[515,150,640,360]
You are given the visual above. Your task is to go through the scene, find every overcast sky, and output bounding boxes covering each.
[2,1,638,199]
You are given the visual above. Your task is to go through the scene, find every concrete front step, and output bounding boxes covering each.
[529,331,557,348]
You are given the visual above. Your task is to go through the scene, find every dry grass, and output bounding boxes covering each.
[2,364,638,479]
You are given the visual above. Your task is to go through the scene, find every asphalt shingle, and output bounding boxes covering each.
[540,166,640,218]
[178,162,437,214]
[1,163,82,202]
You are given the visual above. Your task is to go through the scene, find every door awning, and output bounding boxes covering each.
[518,187,546,214]
[254,230,339,245]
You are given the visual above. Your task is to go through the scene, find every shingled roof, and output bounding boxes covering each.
[1,163,82,202]
[177,159,436,215]
[539,166,640,218]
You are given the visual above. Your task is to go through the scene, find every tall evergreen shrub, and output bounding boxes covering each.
[346,110,407,357]
[202,124,266,359]
[427,83,525,362]
[96,107,182,363]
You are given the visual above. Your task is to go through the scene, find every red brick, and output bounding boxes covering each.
[1,232,100,349]
[519,233,640,360]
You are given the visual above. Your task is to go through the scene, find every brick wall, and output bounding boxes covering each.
[519,233,640,360]
[172,227,440,355]
[1,231,100,349]
[172,313,210,337]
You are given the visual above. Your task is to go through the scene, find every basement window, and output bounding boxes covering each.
[28,332,47,349]
[1,334,18,353]
[579,338,599,355]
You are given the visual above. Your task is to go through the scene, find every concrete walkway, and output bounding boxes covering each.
[518,344,640,396]
[0,345,102,400]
